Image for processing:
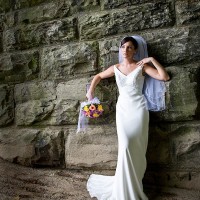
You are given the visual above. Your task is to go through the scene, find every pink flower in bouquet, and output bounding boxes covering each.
[89,104,96,111]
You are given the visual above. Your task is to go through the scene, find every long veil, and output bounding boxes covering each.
[119,35,166,111]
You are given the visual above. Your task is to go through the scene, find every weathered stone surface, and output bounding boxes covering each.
[56,78,89,101]
[146,126,170,165]
[144,170,200,191]
[147,122,200,170]
[0,31,2,53]
[13,0,51,9]
[46,99,79,125]
[0,85,14,126]
[176,0,200,25]
[65,125,118,169]
[151,65,199,121]
[144,26,200,65]
[99,26,200,67]
[0,127,64,167]
[67,0,100,15]
[0,51,39,83]
[14,81,56,125]
[4,17,77,51]
[40,42,98,80]
[15,2,69,25]
[169,122,200,169]
[79,2,174,40]
[0,0,13,13]
[99,38,119,70]
[15,100,55,125]
[101,0,160,9]
[14,81,56,104]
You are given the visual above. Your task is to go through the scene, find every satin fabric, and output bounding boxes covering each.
[87,65,149,200]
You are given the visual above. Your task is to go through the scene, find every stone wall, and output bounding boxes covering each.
[0,0,200,191]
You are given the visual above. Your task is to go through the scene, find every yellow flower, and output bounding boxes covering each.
[83,106,89,112]
[93,113,100,118]
[97,104,103,111]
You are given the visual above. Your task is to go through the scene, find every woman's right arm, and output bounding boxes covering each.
[86,65,115,100]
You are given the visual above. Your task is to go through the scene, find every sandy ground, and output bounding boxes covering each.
[0,158,200,200]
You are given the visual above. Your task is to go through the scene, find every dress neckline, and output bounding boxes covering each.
[114,65,142,77]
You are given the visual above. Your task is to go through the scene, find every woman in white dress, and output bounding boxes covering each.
[86,36,169,200]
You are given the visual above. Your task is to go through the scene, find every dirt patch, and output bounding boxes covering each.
[0,158,199,200]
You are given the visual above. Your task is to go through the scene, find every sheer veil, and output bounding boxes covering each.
[119,35,166,111]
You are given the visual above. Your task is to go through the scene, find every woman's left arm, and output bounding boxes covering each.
[137,57,170,81]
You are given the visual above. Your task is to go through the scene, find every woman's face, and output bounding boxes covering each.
[120,41,136,60]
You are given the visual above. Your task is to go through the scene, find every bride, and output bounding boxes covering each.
[86,36,169,200]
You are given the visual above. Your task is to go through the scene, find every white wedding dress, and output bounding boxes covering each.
[87,65,149,200]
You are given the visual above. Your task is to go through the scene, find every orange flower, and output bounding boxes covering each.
[89,104,96,111]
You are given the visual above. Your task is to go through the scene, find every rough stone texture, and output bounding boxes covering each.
[0,127,64,167]
[40,42,98,80]
[99,26,200,67]
[0,51,39,83]
[101,0,162,9]
[0,85,14,126]
[176,0,200,25]
[15,2,69,25]
[14,81,57,125]
[4,17,78,51]
[151,64,199,121]
[79,2,174,40]
[65,125,118,169]
[144,26,200,65]
[13,0,51,10]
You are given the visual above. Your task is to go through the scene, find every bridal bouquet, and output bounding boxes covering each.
[77,97,103,132]
[82,97,104,118]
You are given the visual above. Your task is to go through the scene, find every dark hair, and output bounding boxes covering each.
[120,37,138,49]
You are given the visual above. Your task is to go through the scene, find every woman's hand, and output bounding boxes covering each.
[136,57,153,66]
[137,57,170,81]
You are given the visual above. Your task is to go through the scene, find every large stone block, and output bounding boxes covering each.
[101,0,160,9]
[169,122,200,169]
[144,170,200,190]
[56,78,90,101]
[0,51,39,83]
[79,2,174,40]
[14,81,56,104]
[151,65,199,122]
[0,127,64,167]
[13,0,50,9]
[63,0,100,16]
[15,100,55,125]
[4,17,77,51]
[147,122,200,170]
[99,26,200,67]
[0,31,2,53]
[65,125,118,169]
[40,42,98,80]
[146,125,170,165]
[14,81,57,125]
[15,2,70,25]
[176,0,200,25]
[144,26,200,65]
[0,0,13,13]
[0,85,14,126]
[99,38,119,70]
